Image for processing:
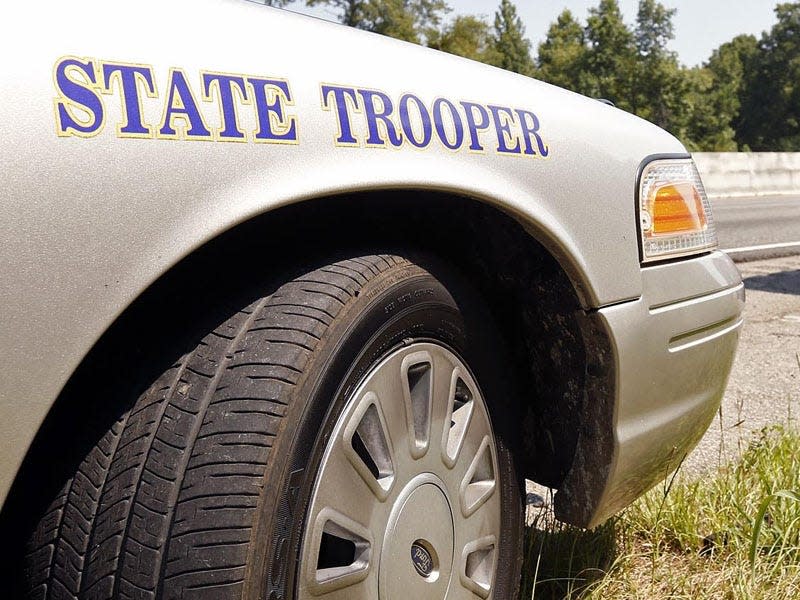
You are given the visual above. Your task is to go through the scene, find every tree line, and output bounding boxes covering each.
[271,0,800,152]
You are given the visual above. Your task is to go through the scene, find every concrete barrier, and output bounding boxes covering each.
[692,152,800,199]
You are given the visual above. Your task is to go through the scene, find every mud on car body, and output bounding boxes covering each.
[0,0,743,598]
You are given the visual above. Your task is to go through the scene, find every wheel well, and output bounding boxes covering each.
[1,191,593,570]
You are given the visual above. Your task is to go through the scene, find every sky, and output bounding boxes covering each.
[290,1,781,67]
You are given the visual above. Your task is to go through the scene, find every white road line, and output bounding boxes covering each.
[723,241,800,253]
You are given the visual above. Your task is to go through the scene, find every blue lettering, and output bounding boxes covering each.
[101,62,156,137]
[460,101,491,151]
[488,105,521,154]
[432,98,464,150]
[202,73,249,140]
[54,57,104,137]
[515,109,549,157]
[159,69,211,139]
[358,89,402,147]
[247,77,298,143]
[321,85,360,145]
[399,94,432,149]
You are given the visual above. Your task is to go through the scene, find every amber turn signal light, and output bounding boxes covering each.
[638,159,717,262]
[648,181,707,235]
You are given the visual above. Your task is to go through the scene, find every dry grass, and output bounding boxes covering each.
[522,426,800,599]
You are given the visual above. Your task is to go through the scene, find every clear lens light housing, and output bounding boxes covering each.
[639,159,717,262]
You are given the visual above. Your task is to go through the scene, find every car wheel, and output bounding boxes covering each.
[25,254,523,599]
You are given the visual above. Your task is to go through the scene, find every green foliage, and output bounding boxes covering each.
[683,34,759,151]
[427,15,502,65]
[521,515,616,599]
[536,10,589,93]
[521,426,800,599]
[634,0,674,58]
[709,34,759,123]
[492,0,535,76]
[750,489,800,574]
[305,0,537,74]
[429,1,536,74]
[531,0,798,151]
[737,3,800,151]
[305,0,449,43]
[584,0,636,109]
[632,0,682,126]
[627,426,800,562]
[680,66,738,151]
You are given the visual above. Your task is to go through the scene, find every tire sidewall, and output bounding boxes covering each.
[252,259,522,600]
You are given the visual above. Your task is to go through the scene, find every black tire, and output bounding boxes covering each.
[24,254,523,599]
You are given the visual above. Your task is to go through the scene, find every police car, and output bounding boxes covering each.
[0,0,743,598]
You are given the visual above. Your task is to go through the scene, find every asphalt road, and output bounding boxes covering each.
[683,254,800,476]
[711,195,800,260]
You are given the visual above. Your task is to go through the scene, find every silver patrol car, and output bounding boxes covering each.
[0,0,743,598]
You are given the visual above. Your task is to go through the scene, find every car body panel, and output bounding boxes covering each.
[555,251,743,526]
[0,0,738,530]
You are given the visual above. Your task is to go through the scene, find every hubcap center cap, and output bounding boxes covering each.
[411,540,435,577]
[379,477,454,598]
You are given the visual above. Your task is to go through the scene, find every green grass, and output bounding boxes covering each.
[522,425,800,599]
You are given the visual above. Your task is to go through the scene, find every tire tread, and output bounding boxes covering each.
[26,256,404,600]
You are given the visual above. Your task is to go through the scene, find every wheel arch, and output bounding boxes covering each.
[1,189,606,575]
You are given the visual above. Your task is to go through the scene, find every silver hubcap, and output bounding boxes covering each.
[298,343,500,599]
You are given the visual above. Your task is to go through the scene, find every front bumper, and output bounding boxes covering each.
[556,251,744,528]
